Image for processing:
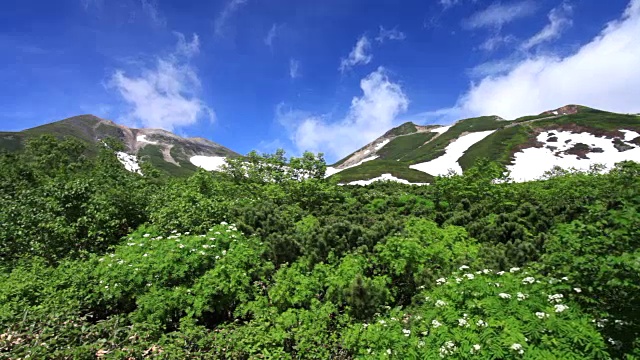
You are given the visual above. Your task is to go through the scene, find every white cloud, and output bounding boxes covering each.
[376,26,406,43]
[521,2,573,50]
[214,0,249,37]
[463,1,537,29]
[280,67,409,160]
[264,24,278,47]
[109,33,214,131]
[289,58,300,79]
[433,0,640,121]
[339,36,373,72]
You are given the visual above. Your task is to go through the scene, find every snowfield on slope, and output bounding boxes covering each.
[345,173,429,186]
[116,152,142,174]
[431,125,452,134]
[136,135,158,144]
[325,155,379,177]
[508,130,640,182]
[410,130,496,176]
[190,156,227,171]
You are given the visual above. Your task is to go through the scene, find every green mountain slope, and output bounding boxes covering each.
[0,115,241,177]
[329,105,640,184]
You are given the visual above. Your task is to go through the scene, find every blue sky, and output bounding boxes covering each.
[1,0,639,162]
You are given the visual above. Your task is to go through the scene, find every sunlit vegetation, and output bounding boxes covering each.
[1,135,639,358]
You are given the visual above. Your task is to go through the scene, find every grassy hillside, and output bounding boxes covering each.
[402,115,506,164]
[334,159,435,183]
[459,109,640,171]
[376,132,437,161]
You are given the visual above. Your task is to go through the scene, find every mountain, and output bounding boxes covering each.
[329,105,640,184]
[0,115,241,177]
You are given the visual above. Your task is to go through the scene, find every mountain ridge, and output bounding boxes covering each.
[0,114,241,177]
[329,105,640,185]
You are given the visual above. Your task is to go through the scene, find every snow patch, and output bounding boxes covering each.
[190,156,227,171]
[136,135,158,144]
[552,111,558,115]
[508,130,640,182]
[346,173,429,186]
[620,129,640,141]
[410,130,495,176]
[116,152,142,174]
[375,139,390,150]
[431,125,452,134]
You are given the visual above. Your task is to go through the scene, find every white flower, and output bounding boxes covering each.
[574,288,582,293]
[439,341,457,358]
[459,265,470,270]
[117,260,124,265]
[178,244,185,249]
[402,329,411,336]
[458,318,469,327]
[222,250,227,255]
[432,319,442,328]
[98,258,104,262]
[498,293,511,299]
[435,300,447,307]
[497,271,505,275]
[509,267,520,273]
[386,349,392,355]
[455,277,463,283]
[221,221,228,225]
[143,234,150,238]
[146,283,152,287]
[171,230,177,233]
[535,312,549,319]
[436,278,446,285]
[199,251,206,255]
[421,330,428,336]
[378,320,386,325]
[363,323,369,328]
[127,242,135,246]
[548,294,564,303]
[511,343,524,355]
[464,273,474,280]
[561,276,569,281]
[418,341,425,348]
[494,282,501,287]
[185,232,190,235]
[143,253,148,257]
[522,277,535,284]
[476,319,488,327]
[471,344,481,353]
[482,269,491,274]
[554,304,569,313]
[517,292,528,301]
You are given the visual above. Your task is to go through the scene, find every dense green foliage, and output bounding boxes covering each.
[2,135,640,358]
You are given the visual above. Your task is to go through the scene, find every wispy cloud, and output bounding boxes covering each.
[440,0,462,9]
[140,0,166,27]
[521,2,573,50]
[375,26,406,43]
[289,58,300,79]
[214,0,249,37]
[425,0,640,123]
[479,33,516,51]
[109,33,214,131]
[339,35,373,73]
[80,0,103,11]
[264,24,278,47]
[463,1,537,29]
[279,67,409,160]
